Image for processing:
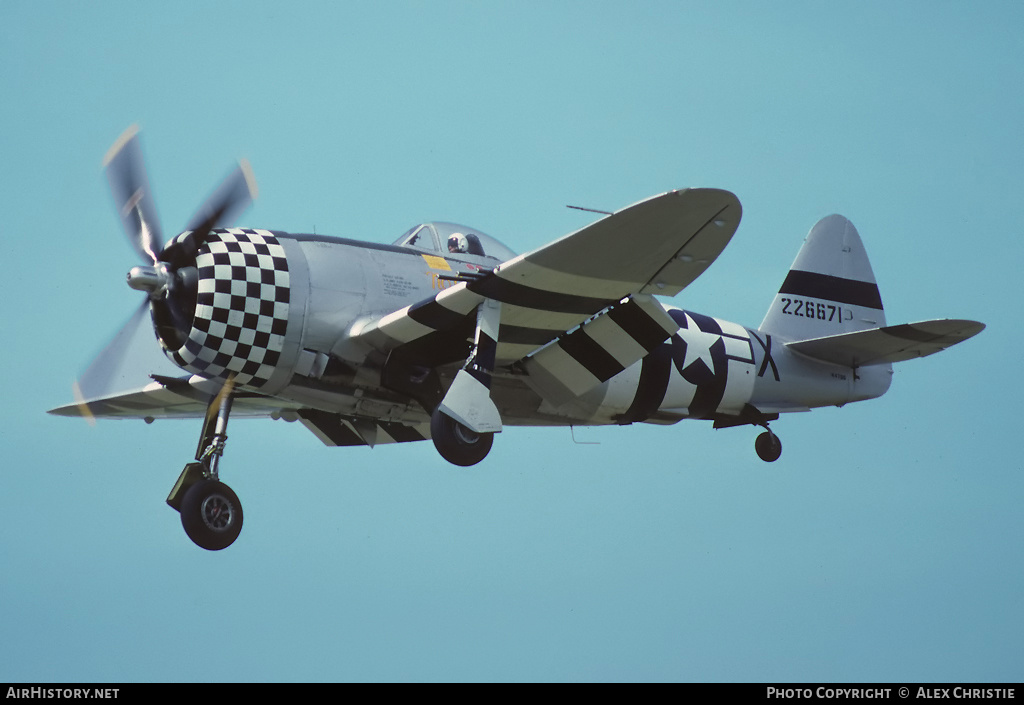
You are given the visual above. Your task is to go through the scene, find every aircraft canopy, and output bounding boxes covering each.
[394,222,516,262]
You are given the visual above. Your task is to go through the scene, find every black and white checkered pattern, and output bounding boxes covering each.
[164,228,290,389]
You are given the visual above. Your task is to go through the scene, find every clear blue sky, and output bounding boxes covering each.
[2,1,1020,682]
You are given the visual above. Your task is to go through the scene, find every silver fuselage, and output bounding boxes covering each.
[197,231,890,431]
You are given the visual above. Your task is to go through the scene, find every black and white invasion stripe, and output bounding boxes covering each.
[521,296,679,407]
[297,409,429,447]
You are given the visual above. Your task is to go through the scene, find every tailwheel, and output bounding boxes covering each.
[180,479,243,551]
[755,430,782,463]
[431,409,493,467]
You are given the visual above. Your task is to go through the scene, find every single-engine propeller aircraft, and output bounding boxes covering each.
[50,127,985,550]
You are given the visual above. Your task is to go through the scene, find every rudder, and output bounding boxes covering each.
[759,214,886,341]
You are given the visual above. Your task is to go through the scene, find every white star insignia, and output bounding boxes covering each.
[678,313,720,372]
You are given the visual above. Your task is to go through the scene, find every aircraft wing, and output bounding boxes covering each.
[352,188,742,374]
[786,319,986,367]
[48,302,302,421]
[47,373,307,420]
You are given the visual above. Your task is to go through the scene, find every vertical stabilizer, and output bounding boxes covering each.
[760,215,886,341]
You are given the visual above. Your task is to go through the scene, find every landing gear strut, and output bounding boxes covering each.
[713,406,783,463]
[431,299,502,467]
[166,380,243,550]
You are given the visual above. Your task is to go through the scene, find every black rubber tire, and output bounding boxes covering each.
[180,479,243,550]
[755,431,782,463]
[430,410,493,467]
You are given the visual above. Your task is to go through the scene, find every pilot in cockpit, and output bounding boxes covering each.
[447,233,468,254]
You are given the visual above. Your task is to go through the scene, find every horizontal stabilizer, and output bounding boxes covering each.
[786,319,985,367]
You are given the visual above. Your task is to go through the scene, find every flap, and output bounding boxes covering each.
[297,409,430,447]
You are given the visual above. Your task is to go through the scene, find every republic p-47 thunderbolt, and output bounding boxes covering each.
[50,127,984,550]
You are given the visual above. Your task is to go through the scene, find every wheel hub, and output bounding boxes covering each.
[200,494,236,531]
[453,423,480,445]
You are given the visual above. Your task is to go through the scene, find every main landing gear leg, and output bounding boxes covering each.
[432,299,502,467]
[755,425,783,463]
[166,379,244,550]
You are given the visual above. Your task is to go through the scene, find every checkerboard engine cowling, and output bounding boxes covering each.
[165,229,290,389]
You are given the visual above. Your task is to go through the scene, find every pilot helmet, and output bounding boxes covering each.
[447,233,468,253]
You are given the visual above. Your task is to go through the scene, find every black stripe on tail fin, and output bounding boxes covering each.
[778,271,883,311]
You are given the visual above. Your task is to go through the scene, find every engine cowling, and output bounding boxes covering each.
[156,228,292,391]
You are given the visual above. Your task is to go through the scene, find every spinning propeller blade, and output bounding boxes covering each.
[68,127,261,423]
[183,159,259,249]
[60,300,183,423]
[103,124,164,264]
